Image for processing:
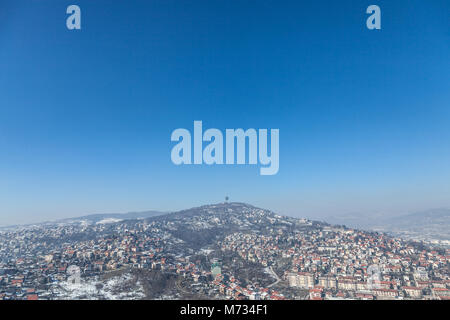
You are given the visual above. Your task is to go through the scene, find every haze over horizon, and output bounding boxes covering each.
[1,1,449,225]
[2,200,449,228]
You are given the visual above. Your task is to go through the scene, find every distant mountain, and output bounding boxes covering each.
[319,208,450,243]
[59,210,166,224]
[0,210,166,230]
[317,212,387,230]
[387,208,450,226]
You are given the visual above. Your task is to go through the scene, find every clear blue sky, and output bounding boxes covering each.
[0,0,449,225]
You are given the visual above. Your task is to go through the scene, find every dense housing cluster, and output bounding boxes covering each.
[0,203,448,300]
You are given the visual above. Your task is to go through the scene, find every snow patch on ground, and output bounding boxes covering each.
[53,273,145,300]
[96,218,123,224]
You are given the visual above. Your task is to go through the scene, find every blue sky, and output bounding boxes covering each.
[0,0,449,225]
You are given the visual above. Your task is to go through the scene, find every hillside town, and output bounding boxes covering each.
[0,203,449,300]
